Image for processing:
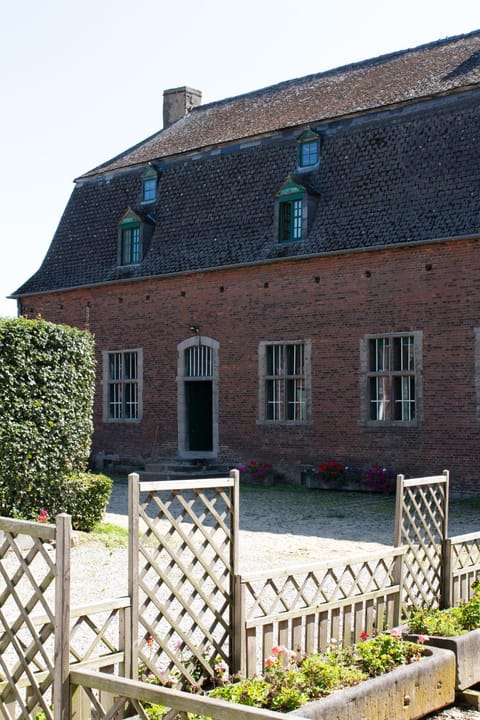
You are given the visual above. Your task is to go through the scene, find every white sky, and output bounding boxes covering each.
[1,0,479,317]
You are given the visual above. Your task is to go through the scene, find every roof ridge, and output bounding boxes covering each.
[193,29,480,113]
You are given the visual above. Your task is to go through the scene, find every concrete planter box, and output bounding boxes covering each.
[289,646,455,720]
[406,628,480,690]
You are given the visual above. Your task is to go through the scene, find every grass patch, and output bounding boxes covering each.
[78,521,129,548]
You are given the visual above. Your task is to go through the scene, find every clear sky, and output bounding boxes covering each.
[1,0,479,318]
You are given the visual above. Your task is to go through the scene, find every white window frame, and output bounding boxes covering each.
[258,340,311,424]
[102,348,143,422]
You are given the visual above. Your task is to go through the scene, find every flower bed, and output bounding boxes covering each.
[289,646,454,720]
[406,580,480,690]
[210,633,455,719]
[301,464,396,493]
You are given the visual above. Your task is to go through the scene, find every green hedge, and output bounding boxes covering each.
[0,317,99,522]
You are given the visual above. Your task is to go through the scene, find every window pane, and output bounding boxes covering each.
[124,382,138,419]
[109,353,121,381]
[370,376,390,420]
[185,345,213,377]
[266,379,282,420]
[286,343,304,375]
[109,382,122,419]
[121,226,140,265]
[287,378,305,420]
[279,202,291,242]
[293,200,302,240]
[300,140,318,166]
[267,345,282,376]
[143,177,156,202]
[393,375,415,420]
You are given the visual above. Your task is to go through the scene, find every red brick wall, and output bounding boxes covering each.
[21,238,480,492]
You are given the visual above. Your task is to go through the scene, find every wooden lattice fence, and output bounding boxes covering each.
[128,471,240,688]
[236,547,405,677]
[1,469,480,717]
[444,531,480,607]
[394,471,449,613]
[0,516,65,720]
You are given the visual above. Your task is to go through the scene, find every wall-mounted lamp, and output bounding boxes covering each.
[189,324,200,334]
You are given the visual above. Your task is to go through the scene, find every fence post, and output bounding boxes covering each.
[229,469,242,674]
[443,537,453,609]
[128,472,140,680]
[54,513,71,720]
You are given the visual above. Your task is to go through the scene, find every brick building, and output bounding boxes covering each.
[12,31,480,490]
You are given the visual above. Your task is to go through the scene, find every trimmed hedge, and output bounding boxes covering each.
[0,317,106,525]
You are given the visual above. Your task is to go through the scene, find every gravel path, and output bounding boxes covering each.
[79,480,480,719]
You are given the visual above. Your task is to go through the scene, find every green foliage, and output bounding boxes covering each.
[408,580,480,636]
[0,317,96,520]
[355,633,422,676]
[59,472,112,531]
[82,521,129,548]
[211,635,424,712]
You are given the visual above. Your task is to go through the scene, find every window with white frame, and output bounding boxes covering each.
[367,335,417,421]
[259,341,311,422]
[103,349,143,421]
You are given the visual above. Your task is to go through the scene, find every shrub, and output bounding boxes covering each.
[0,317,95,519]
[58,472,113,532]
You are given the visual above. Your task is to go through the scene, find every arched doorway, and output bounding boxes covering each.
[177,336,219,458]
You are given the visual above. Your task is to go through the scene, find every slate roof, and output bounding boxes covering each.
[14,30,480,298]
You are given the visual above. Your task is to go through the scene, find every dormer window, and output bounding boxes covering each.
[275,177,306,243]
[279,197,303,242]
[119,210,142,265]
[141,166,157,203]
[298,129,320,168]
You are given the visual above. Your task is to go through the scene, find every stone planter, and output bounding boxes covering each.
[301,469,362,492]
[289,646,455,720]
[406,628,480,691]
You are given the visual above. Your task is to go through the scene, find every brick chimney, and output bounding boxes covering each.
[163,87,202,128]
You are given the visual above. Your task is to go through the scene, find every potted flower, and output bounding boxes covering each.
[238,461,275,486]
[313,461,346,490]
[211,632,455,720]
[362,466,397,494]
[405,580,480,691]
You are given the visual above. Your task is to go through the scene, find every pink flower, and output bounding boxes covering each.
[174,640,182,650]
[146,636,153,647]
[271,645,287,656]
[360,632,370,640]
[417,634,430,644]
[265,656,277,668]
[37,509,48,524]
[389,628,402,639]
[214,660,228,674]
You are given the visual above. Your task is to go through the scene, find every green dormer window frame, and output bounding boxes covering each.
[298,129,320,168]
[119,211,142,265]
[276,177,306,243]
[141,166,157,203]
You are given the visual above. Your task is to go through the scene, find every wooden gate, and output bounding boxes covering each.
[128,471,239,688]
[394,471,449,613]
